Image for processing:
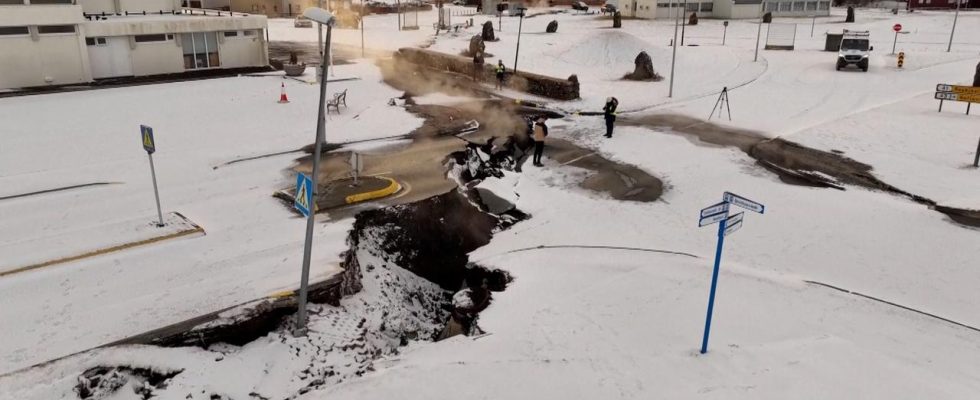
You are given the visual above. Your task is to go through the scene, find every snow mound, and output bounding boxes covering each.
[547,31,667,69]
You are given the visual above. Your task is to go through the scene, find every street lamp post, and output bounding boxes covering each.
[947,0,960,52]
[513,7,526,74]
[317,0,324,60]
[681,0,687,46]
[295,7,336,337]
[754,2,765,62]
[669,2,680,98]
[361,0,365,57]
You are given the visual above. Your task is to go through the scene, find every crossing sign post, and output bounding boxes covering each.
[294,173,314,217]
[698,191,765,354]
[139,125,164,227]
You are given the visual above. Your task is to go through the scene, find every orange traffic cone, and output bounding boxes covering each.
[278,82,289,104]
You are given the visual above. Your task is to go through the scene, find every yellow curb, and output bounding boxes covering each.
[269,289,294,299]
[345,177,401,204]
[0,214,205,279]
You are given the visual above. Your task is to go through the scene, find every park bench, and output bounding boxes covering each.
[326,89,347,114]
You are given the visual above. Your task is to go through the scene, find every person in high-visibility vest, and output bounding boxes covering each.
[495,60,506,90]
[603,97,619,138]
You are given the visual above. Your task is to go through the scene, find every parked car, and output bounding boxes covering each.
[571,1,589,11]
[601,3,616,13]
[452,0,465,5]
[294,16,312,28]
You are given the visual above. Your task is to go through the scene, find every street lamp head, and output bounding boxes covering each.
[517,6,527,16]
[303,7,336,26]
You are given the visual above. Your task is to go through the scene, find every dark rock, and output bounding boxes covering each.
[623,51,661,81]
[762,12,772,23]
[613,11,622,28]
[974,61,980,87]
[688,12,698,25]
[845,6,854,23]
[546,20,558,33]
[468,35,485,57]
[481,21,495,41]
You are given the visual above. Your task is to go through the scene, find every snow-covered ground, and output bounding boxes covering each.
[2,5,979,399]
[0,63,420,374]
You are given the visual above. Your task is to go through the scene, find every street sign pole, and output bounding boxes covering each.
[891,30,898,54]
[296,12,335,337]
[669,6,679,98]
[810,15,815,37]
[700,217,727,354]
[147,153,164,227]
[140,125,164,227]
[697,192,763,354]
[947,0,959,52]
[973,136,979,168]
[754,3,764,62]
[722,21,728,45]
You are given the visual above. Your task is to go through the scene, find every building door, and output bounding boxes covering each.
[87,36,134,79]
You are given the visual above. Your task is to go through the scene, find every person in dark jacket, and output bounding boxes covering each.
[495,60,506,90]
[603,97,619,138]
[531,117,548,167]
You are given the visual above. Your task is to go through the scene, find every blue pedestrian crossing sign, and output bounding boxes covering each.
[140,125,155,154]
[294,173,314,217]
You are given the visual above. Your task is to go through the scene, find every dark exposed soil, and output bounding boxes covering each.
[621,112,980,228]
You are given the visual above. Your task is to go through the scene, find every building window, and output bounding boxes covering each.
[37,25,75,34]
[819,1,829,8]
[243,30,257,37]
[135,34,168,42]
[0,0,26,5]
[685,2,697,11]
[778,1,791,11]
[182,32,220,70]
[28,0,74,3]
[806,1,817,10]
[0,26,29,35]
[700,2,712,11]
[223,31,238,37]
[765,1,776,11]
[85,37,108,46]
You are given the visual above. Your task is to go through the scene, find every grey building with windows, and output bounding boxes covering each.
[0,0,269,90]
[621,0,828,19]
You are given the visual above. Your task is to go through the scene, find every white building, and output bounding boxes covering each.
[619,0,828,19]
[0,0,269,90]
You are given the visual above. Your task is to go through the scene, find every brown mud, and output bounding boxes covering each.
[622,113,980,228]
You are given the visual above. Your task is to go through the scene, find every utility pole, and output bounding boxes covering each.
[669,4,679,98]
[810,15,815,37]
[513,7,526,73]
[947,0,960,52]
[754,2,765,62]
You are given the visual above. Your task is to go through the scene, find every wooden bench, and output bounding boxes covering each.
[326,89,347,114]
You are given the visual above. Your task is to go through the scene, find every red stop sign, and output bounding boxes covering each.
[893,23,902,32]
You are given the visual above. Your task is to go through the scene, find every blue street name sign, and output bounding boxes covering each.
[699,210,729,227]
[724,212,744,237]
[700,201,729,218]
[294,173,314,217]
[723,191,765,214]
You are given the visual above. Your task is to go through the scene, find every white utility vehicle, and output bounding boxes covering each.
[836,30,873,72]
